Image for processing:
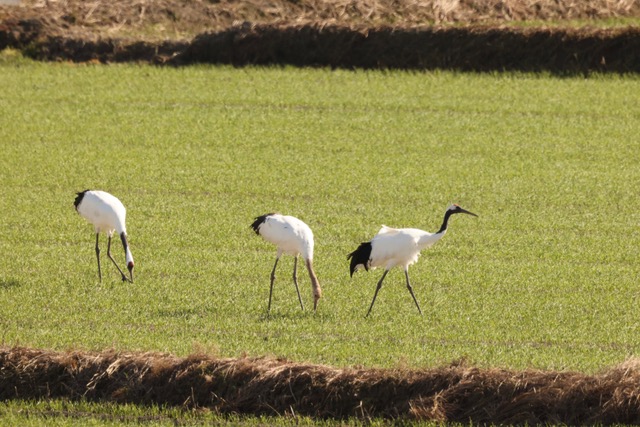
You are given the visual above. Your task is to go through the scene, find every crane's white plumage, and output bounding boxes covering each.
[74,190,134,283]
[76,191,128,236]
[251,213,321,312]
[368,226,440,271]
[256,214,314,260]
[348,204,477,317]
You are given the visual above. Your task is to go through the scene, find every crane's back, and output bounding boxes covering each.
[258,214,314,259]
[371,226,441,269]
[76,190,127,235]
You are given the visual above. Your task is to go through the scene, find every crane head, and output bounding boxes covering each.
[313,293,320,312]
[122,233,135,283]
[448,204,478,217]
[127,261,134,282]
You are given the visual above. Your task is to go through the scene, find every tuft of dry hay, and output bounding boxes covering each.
[2,346,640,424]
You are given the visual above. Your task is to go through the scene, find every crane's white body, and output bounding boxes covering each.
[76,190,128,237]
[368,226,445,271]
[257,214,314,261]
[348,204,477,316]
[75,190,134,282]
[251,213,321,312]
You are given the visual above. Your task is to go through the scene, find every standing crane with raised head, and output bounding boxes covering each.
[251,213,322,313]
[348,204,477,317]
[74,190,134,283]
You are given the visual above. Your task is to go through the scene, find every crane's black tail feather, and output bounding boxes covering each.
[250,213,275,235]
[74,189,90,211]
[347,242,372,277]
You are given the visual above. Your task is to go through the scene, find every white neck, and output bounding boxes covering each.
[125,246,134,264]
[418,230,446,250]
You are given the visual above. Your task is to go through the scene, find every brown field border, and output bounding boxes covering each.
[1,19,640,73]
[2,346,640,424]
[2,0,640,73]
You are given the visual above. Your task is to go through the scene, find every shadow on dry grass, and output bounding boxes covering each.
[2,346,640,424]
[1,0,640,72]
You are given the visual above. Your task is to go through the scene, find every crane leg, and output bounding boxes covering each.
[268,256,280,312]
[404,269,423,315]
[292,256,305,311]
[107,235,130,282]
[366,269,389,317]
[95,233,102,282]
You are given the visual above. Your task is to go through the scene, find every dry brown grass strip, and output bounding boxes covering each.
[2,346,640,424]
[6,17,638,73]
[2,0,640,71]
[2,0,640,42]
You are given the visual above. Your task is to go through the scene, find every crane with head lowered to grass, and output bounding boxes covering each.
[251,213,322,313]
[74,190,134,283]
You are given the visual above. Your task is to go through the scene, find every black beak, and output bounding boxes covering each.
[128,263,134,283]
[459,207,478,217]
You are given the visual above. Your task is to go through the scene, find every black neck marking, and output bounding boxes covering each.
[436,209,455,234]
[120,232,129,251]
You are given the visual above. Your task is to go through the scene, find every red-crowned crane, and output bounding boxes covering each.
[74,190,134,283]
[348,204,477,317]
[251,213,322,313]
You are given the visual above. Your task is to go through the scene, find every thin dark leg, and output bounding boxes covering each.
[268,256,280,312]
[405,269,423,315]
[107,235,128,282]
[95,233,102,282]
[292,256,305,311]
[366,269,389,317]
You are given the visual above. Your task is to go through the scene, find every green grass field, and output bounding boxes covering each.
[0,399,361,427]
[1,50,640,423]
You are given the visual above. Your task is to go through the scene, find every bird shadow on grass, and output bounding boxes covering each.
[259,312,296,322]
[258,310,326,323]
[0,278,20,291]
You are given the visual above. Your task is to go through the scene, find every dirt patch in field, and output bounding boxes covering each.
[2,346,640,424]
[1,0,640,72]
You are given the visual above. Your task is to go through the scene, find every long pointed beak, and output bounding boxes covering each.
[460,208,478,217]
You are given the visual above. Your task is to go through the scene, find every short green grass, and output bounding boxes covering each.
[1,51,639,382]
[0,398,404,426]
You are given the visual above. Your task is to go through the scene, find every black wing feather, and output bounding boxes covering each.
[250,213,275,235]
[347,241,372,277]
[74,189,90,211]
